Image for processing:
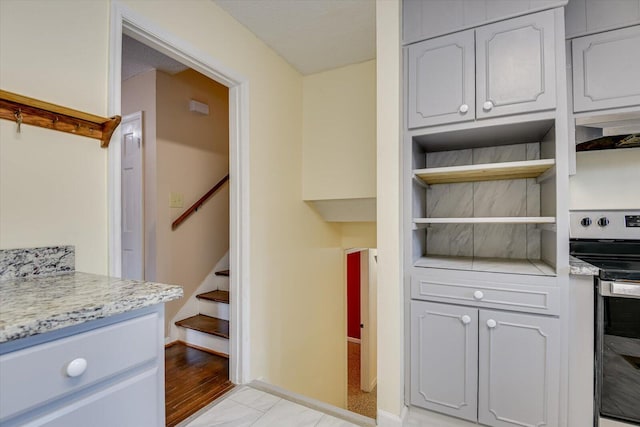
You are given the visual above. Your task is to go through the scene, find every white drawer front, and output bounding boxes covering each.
[0,313,159,422]
[412,277,560,315]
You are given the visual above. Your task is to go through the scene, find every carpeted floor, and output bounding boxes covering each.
[348,341,377,419]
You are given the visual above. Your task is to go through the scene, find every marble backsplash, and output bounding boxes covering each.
[0,246,75,281]
[425,143,542,259]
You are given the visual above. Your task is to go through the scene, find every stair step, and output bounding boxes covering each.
[215,269,229,277]
[175,315,229,339]
[196,290,229,304]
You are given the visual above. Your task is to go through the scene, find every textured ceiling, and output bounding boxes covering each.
[214,0,376,75]
[122,35,188,81]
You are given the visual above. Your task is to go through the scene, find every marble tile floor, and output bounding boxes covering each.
[179,386,364,427]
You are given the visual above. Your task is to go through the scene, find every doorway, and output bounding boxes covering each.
[345,248,378,419]
[108,2,249,386]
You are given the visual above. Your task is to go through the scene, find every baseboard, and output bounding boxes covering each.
[347,337,361,344]
[377,406,408,427]
[179,340,229,359]
[250,380,376,427]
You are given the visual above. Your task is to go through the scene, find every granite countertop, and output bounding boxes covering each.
[0,272,183,343]
[569,255,599,276]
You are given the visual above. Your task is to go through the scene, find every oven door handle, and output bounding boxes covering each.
[601,280,640,298]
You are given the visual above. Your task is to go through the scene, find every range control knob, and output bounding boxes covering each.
[580,217,592,227]
[598,217,610,227]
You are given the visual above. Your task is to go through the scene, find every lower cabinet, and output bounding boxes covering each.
[411,300,560,427]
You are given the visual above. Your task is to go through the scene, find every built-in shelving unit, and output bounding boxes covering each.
[0,89,121,148]
[414,217,556,225]
[414,159,555,184]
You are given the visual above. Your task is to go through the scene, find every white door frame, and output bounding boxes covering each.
[107,1,251,384]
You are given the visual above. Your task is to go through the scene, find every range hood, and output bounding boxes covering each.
[575,111,640,152]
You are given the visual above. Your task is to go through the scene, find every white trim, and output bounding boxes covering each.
[377,406,408,427]
[345,247,367,255]
[347,337,361,344]
[108,0,251,384]
[250,381,377,427]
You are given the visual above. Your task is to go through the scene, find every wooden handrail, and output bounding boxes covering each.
[171,174,229,230]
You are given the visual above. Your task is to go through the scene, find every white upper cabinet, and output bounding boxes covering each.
[403,0,567,45]
[565,0,640,38]
[476,10,557,118]
[572,25,640,112]
[407,30,476,128]
[407,9,557,129]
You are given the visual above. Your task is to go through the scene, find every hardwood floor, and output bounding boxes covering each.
[165,342,234,427]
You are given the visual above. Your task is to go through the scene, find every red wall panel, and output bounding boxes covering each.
[347,252,361,339]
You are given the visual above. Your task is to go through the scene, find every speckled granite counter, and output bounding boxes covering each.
[0,272,183,343]
[569,255,599,276]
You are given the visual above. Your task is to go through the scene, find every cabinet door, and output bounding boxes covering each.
[407,30,475,128]
[475,9,557,119]
[410,301,478,421]
[478,310,560,427]
[23,368,161,427]
[572,25,640,112]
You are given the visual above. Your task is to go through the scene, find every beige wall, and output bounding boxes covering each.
[570,149,640,209]
[340,222,377,249]
[302,60,377,201]
[376,0,405,422]
[1,0,380,412]
[0,0,110,274]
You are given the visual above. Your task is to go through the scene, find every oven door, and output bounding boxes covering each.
[596,280,640,426]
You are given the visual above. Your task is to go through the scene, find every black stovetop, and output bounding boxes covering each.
[570,239,640,281]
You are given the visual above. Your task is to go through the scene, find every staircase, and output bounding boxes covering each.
[174,270,230,357]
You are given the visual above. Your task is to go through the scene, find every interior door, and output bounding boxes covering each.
[360,249,377,392]
[121,112,144,280]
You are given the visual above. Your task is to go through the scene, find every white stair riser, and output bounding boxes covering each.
[198,299,230,321]
[182,329,229,356]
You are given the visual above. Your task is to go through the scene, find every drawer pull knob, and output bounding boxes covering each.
[483,101,494,111]
[459,104,469,114]
[473,290,484,300]
[461,315,471,325]
[66,358,88,377]
[487,319,497,329]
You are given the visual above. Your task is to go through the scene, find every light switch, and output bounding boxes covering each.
[169,192,184,208]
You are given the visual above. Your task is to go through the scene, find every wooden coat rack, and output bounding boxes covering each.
[0,90,121,148]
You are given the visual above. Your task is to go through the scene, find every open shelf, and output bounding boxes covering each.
[414,217,556,225]
[414,159,555,185]
[414,255,556,276]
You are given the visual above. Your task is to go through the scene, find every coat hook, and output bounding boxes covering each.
[72,122,79,133]
[52,116,59,126]
[14,109,23,133]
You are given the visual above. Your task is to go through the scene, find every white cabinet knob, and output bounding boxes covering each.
[461,315,471,325]
[483,101,494,111]
[487,319,497,329]
[459,104,469,114]
[65,358,88,377]
[473,290,484,300]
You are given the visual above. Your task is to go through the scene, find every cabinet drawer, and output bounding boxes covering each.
[573,25,640,112]
[411,276,560,315]
[0,313,159,422]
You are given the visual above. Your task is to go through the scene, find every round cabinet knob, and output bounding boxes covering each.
[597,217,610,227]
[461,315,471,325]
[473,290,484,300]
[483,101,494,111]
[459,104,469,114]
[487,319,497,329]
[580,217,592,227]
[65,358,88,378]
